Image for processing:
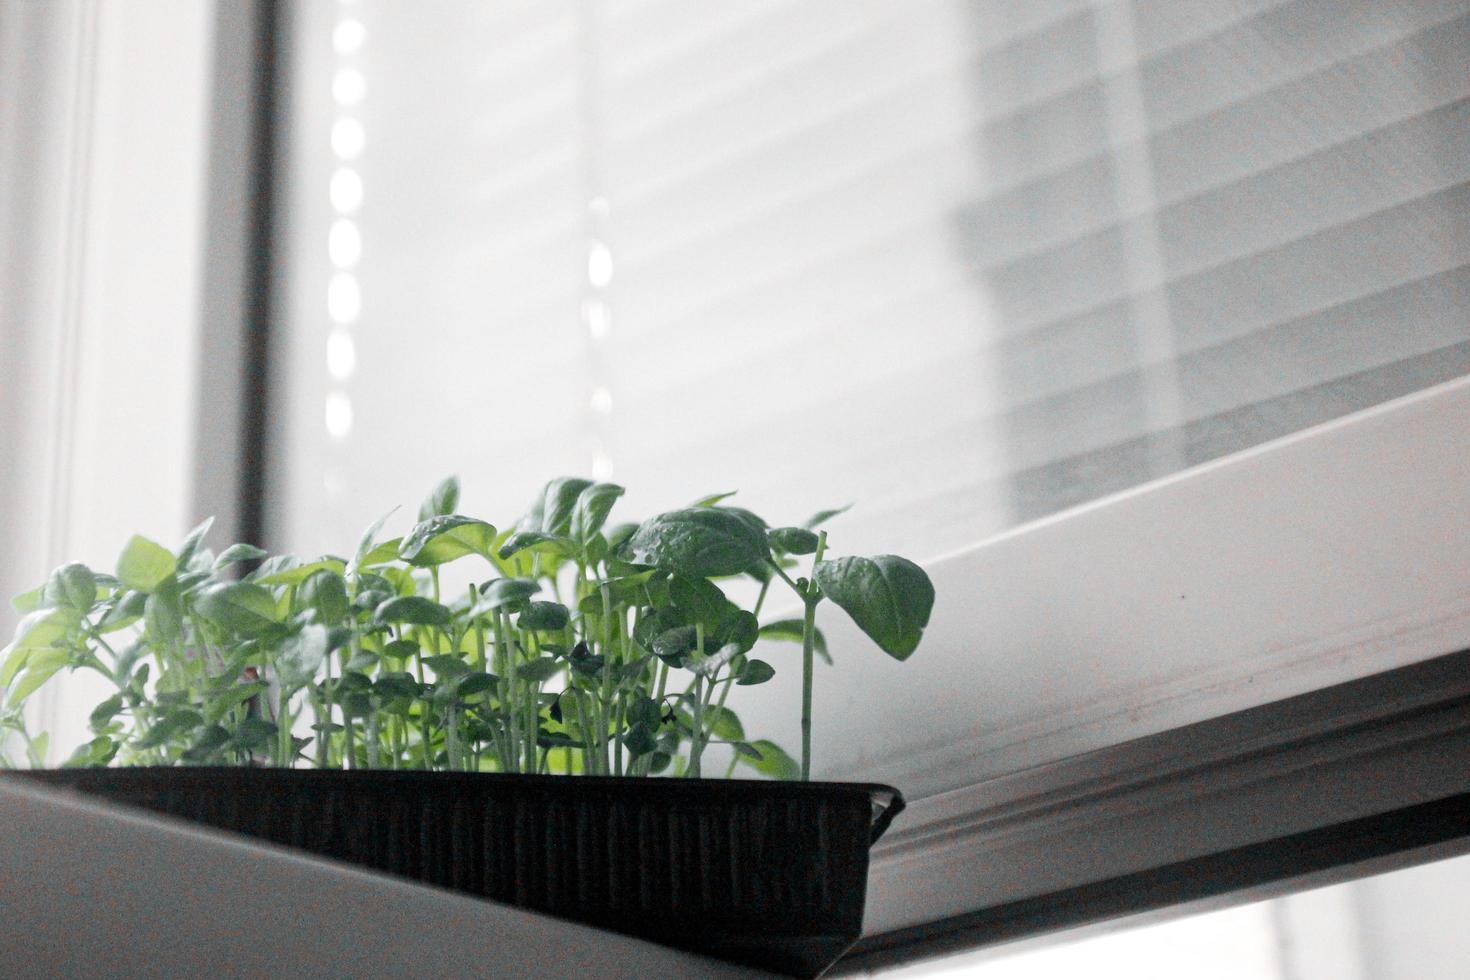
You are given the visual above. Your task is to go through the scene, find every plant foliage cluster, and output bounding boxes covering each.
[1,478,934,780]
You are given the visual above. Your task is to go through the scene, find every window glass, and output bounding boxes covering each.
[274,0,1470,558]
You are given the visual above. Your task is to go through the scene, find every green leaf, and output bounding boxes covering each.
[176,516,215,566]
[89,693,126,730]
[707,704,744,741]
[803,504,852,529]
[473,578,540,613]
[116,535,177,593]
[422,654,469,679]
[531,477,594,537]
[8,648,70,706]
[181,724,230,763]
[623,508,771,577]
[737,659,775,685]
[357,538,403,568]
[97,590,146,634]
[254,557,347,587]
[144,583,185,649]
[138,708,204,750]
[693,643,743,678]
[374,595,451,628]
[275,623,330,692]
[203,682,268,724]
[10,585,46,615]
[299,569,350,625]
[624,725,658,757]
[213,543,268,570]
[455,673,497,699]
[194,582,280,636]
[768,527,819,556]
[63,735,118,768]
[731,741,763,761]
[668,575,731,626]
[758,619,831,665]
[44,563,97,612]
[398,516,497,566]
[353,507,399,566]
[689,490,738,507]
[373,672,422,701]
[814,555,935,661]
[418,475,460,522]
[517,601,570,632]
[515,657,563,683]
[570,482,625,543]
[495,530,565,561]
[737,739,800,780]
[653,626,699,665]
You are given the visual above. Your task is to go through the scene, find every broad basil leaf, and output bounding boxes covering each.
[398,515,496,566]
[275,623,330,692]
[768,526,819,556]
[194,582,280,636]
[736,738,800,781]
[44,563,97,612]
[623,508,770,577]
[116,535,177,593]
[518,601,570,632]
[374,595,452,628]
[813,555,935,660]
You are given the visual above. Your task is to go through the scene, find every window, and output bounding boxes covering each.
[262,0,1470,964]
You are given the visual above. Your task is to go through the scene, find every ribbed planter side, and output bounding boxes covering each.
[18,769,903,978]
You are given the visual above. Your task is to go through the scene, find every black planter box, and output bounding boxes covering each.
[19,769,903,977]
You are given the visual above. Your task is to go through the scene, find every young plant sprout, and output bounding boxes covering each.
[0,477,934,780]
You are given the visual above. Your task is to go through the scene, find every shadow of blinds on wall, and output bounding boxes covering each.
[274,0,1470,562]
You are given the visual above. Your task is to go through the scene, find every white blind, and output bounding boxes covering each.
[274,0,1470,560]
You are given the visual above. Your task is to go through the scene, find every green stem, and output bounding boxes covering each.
[799,530,828,782]
[689,624,705,778]
[277,689,293,768]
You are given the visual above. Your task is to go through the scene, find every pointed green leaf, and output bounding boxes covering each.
[736,739,799,780]
[472,578,540,613]
[533,477,593,536]
[354,507,399,566]
[813,555,934,661]
[10,586,46,615]
[116,535,177,593]
[495,529,565,562]
[570,482,625,543]
[214,543,268,570]
[757,619,831,665]
[399,516,497,566]
[803,504,852,529]
[254,557,347,587]
[689,490,738,508]
[418,475,460,522]
[176,516,216,566]
[737,659,775,685]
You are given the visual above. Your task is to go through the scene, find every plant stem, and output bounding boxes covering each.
[689,624,705,778]
[799,530,828,782]
[277,689,292,768]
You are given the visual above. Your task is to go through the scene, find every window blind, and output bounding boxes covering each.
[274,0,1470,562]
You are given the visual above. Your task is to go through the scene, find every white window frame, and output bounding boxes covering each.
[765,373,1470,956]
